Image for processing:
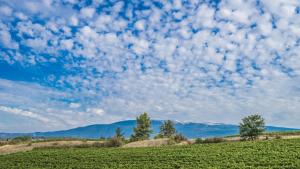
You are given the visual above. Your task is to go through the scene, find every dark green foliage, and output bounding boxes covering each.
[130,112,152,141]
[159,120,176,138]
[115,127,125,140]
[105,137,124,147]
[154,133,163,139]
[195,138,204,144]
[11,136,32,144]
[239,114,265,140]
[2,138,300,168]
[195,137,225,144]
[173,133,187,143]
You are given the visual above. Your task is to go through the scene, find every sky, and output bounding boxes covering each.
[0,0,300,132]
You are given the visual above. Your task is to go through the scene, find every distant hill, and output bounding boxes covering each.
[0,120,298,139]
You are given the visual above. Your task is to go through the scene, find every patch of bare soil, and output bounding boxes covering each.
[122,138,170,148]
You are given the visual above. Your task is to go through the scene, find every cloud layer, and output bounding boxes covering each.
[0,0,300,132]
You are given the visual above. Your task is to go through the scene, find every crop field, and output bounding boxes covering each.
[0,138,300,169]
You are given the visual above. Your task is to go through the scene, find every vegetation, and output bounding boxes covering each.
[115,127,124,140]
[172,133,187,143]
[239,114,265,140]
[130,112,152,141]
[106,127,125,147]
[159,120,176,138]
[195,137,226,144]
[10,136,32,144]
[1,138,300,168]
[105,137,124,147]
[265,130,300,136]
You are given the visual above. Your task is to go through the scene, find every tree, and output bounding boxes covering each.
[159,120,176,138]
[239,114,265,140]
[130,112,152,141]
[115,127,124,140]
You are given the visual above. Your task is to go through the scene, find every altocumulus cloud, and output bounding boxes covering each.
[0,0,300,132]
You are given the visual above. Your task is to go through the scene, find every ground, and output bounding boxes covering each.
[0,138,300,169]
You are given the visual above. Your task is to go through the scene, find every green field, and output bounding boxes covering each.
[1,138,300,169]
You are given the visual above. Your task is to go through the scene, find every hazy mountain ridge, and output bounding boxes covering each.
[0,120,298,139]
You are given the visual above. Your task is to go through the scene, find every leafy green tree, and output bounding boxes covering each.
[239,114,265,140]
[159,120,176,138]
[130,112,152,141]
[115,127,125,140]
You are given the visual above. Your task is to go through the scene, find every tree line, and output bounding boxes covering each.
[112,112,266,144]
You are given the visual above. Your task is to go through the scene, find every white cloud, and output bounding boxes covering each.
[15,12,28,20]
[69,15,79,26]
[0,5,12,16]
[80,7,95,18]
[1,0,300,131]
[60,39,73,50]
[69,103,81,108]
[24,1,39,13]
[86,108,105,116]
[0,29,19,49]
[134,20,145,31]
[25,38,47,49]
[0,105,50,123]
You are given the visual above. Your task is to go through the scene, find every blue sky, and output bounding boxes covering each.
[0,0,300,132]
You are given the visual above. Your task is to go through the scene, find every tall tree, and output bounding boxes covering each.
[115,127,124,140]
[130,112,152,141]
[239,114,265,140]
[160,120,176,138]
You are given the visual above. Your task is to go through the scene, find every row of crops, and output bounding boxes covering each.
[0,138,300,168]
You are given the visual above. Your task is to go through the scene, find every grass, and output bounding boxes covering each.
[224,130,300,138]
[265,130,300,136]
[1,138,300,169]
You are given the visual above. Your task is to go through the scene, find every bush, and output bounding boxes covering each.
[173,133,187,143]
[154,134,164,139]
[167,139,176,145]
[0,141,8,146]
[91,142,105,147]
[105,137,124,147]
[11,136,32,144]
[195,138,204,144]
[195,137,225,144]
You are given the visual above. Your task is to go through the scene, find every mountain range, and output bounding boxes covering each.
[0,120,298,139]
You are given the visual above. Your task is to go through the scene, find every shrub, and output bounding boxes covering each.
[196,137,225,144]
[154,134,164,139]
[173,133,187,143]
[11,136,32,144]
[105,137,124,147]
[167,139,176,145]
[52,142,59,146]
[195,138,204,144]
[92,142,106,147]
[0,141,8,146]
